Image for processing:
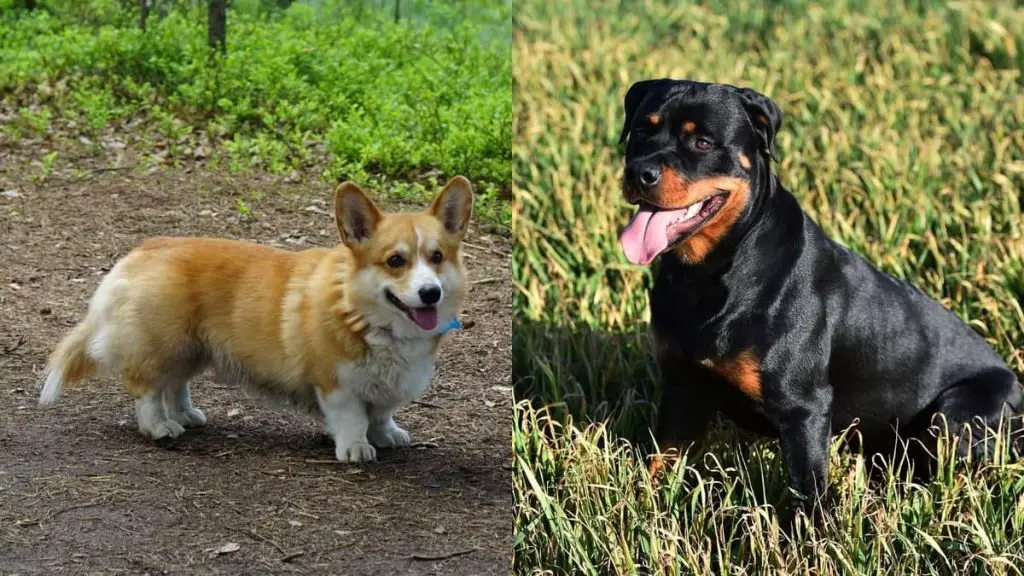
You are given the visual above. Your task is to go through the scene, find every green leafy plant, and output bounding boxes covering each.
[0,0,512,225]
[235,197,253,221]
[18,106,51,135]
[33,150,58,182]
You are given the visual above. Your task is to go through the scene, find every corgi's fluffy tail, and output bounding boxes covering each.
[39,317,99,406]
[39,263,128,406]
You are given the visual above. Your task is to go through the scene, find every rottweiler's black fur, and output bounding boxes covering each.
[618,79,1023,505]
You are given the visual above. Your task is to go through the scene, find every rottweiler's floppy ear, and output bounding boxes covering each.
[737,87,783,161]
[618,79,676,145]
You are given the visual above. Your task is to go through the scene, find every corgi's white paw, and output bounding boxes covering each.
[183,407,207,427]
[369,422,411,448]
[169,410,192,427]
[141,419,186,440]
[336,440,376,463]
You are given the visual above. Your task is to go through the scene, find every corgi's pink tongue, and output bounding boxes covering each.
[408,307,438,331]
[620,204,688,265]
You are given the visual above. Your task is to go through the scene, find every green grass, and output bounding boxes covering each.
[0,0,511,224]
[512,0,1024,573]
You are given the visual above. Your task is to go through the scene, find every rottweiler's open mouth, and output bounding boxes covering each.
[619,193,728,265]
[385,289,438,331]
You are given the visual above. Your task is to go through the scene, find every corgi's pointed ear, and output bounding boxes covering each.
[431,176,473,237]
[334,182,382,247]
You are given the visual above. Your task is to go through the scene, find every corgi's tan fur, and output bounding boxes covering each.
[39,177,473,462]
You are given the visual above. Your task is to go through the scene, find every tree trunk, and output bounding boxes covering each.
[394,0,400,23]
[139,0,148,31]
[24,0,36,10]
[208,0,226,54]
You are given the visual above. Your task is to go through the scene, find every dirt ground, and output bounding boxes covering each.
[0,143,511,575]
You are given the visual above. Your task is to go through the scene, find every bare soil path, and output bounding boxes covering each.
[0,145,511,575]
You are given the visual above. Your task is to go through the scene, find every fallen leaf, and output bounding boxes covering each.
[213,542,240,555]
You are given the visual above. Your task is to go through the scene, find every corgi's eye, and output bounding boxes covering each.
[430,250,443,264]
[386,254,406,268]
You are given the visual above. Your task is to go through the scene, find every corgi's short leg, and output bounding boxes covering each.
[316,386,375,463]
[162,381,207,428]
[136,389,186,440]
[126,365,190,440]
[368,408,411,448]
[156,353,208,429]
[180,384,207,427]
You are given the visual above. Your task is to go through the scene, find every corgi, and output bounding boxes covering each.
[38,176,473,463]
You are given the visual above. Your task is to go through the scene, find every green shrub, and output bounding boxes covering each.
[0,0,512,224]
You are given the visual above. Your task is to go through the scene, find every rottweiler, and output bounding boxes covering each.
[617,79,1023,506]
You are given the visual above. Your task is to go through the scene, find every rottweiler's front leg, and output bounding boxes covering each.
[776,399,833,510]
[649,353,715,476]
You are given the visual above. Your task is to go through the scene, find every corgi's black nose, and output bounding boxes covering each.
[419,285,441,306]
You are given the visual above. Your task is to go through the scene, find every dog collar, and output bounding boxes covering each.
[439,316,462,335]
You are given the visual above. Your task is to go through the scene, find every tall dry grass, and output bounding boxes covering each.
[513,0,1024,573]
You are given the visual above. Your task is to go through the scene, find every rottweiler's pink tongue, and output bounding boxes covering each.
[620,204,690,265]
[408,307,438,331]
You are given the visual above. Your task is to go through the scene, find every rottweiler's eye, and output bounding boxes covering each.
[430,250,443,264]
[694,137,713,151]
[386,254,406,268]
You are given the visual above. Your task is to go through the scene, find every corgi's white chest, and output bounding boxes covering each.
[335,332,436,410]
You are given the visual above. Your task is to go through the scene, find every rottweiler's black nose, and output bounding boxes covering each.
[626,162,661,189]
[640,167,661,187]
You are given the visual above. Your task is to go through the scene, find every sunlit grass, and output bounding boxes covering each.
[513,0,1024,573]
[514,402,1024,575]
